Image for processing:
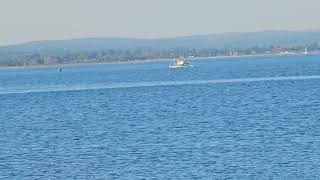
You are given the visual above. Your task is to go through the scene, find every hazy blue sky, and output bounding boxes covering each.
[1,0,319,45]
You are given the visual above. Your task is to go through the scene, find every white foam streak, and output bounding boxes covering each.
[1,75,320,95]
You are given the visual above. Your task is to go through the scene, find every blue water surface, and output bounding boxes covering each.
[1,55,320,179]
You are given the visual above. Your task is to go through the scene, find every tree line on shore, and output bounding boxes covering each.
[1,44,319,67]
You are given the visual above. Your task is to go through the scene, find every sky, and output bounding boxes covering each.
[0,0,320,45]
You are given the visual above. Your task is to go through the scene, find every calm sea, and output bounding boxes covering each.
[1,55,320,179]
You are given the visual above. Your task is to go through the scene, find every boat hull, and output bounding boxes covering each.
[169,65,192,69]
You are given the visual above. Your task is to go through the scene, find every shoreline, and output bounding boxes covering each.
[0,59,172,70]
[0,53,317,70]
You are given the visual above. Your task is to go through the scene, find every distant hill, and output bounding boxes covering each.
[0,31,320,66]
[1,31,320,52]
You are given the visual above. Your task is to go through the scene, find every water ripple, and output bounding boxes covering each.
[1,75,320,95]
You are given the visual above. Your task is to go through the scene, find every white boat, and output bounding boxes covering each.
[169,57,192,68]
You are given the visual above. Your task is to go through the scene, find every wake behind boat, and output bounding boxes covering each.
[169,57,193,69]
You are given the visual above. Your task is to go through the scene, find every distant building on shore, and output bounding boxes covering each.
[229,50,238,56]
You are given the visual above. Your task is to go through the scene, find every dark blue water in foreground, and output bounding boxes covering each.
[1,55,320,179]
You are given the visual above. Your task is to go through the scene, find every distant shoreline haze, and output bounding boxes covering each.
[0,31,320,67]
